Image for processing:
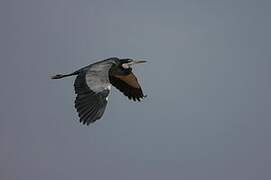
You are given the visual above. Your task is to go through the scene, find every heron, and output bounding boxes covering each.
[51,57,146,125]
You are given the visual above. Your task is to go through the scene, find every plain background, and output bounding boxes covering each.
[1,0,271,179]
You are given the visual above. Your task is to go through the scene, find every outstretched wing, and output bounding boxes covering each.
[109,72,144,101]
[74,62,112,125]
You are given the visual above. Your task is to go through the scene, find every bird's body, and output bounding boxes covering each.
[52,57,146,125]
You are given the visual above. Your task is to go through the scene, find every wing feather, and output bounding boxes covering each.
[109,72,144,101]
[74,71,109,125]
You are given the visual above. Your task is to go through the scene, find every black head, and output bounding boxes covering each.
[110,58,146,76]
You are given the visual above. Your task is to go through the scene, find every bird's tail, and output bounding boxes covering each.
[51,72,78,79]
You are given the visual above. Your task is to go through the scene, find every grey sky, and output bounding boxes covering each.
[1,0,271,179]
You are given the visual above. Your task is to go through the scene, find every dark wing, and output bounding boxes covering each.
[109,73,144,101]
[74,72,109,125]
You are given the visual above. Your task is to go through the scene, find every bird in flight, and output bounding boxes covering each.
[51,57,146,125]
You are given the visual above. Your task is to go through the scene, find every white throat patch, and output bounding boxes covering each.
[122,63,130,69]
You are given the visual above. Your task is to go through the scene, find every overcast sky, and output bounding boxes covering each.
[1,0,271,179]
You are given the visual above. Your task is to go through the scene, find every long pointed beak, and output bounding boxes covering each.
[128,60,147,66]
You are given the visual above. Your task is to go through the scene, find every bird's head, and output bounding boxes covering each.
[110,58,146,75]
[119,58,147,69]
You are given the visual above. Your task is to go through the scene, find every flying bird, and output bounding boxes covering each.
[51,57,146,125]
